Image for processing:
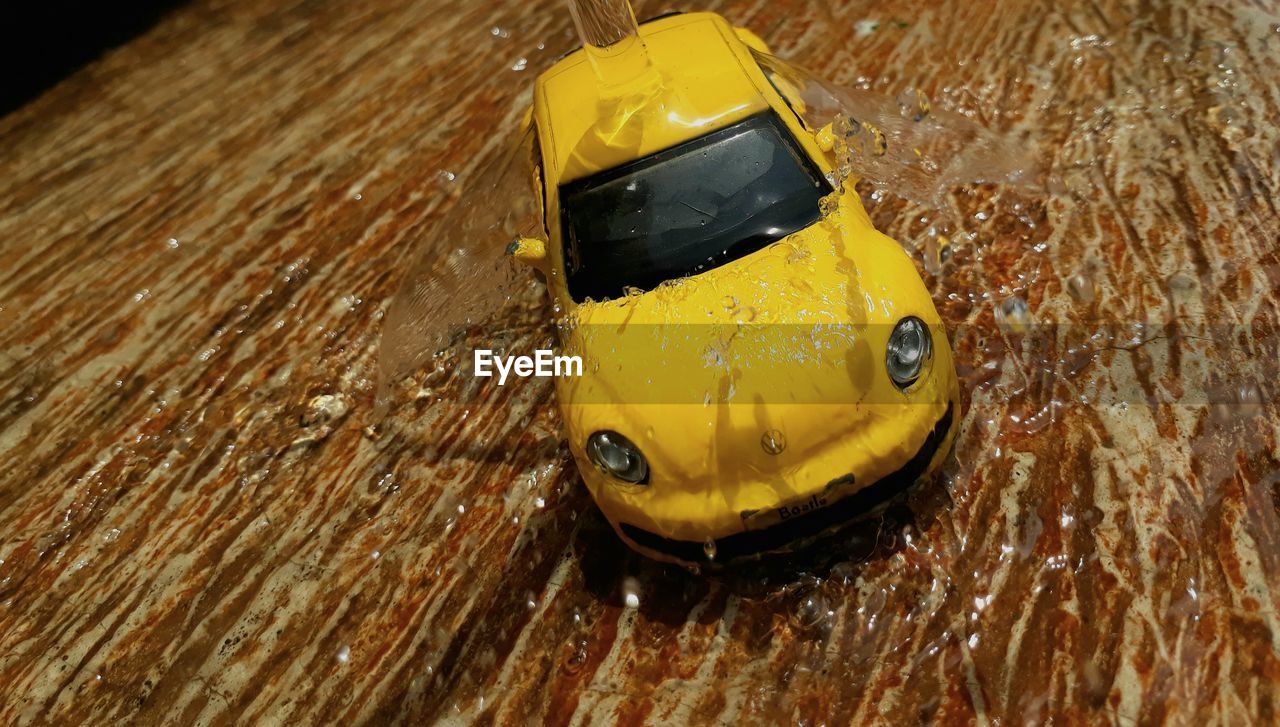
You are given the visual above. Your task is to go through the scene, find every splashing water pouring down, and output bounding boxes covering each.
[750,51,1047,210]
[374,124,545,415]
[565,0,652,86]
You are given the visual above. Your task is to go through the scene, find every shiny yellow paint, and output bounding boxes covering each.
[523,12,960,564]
[536,13,773,184]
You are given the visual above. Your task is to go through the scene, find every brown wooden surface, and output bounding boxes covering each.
[3,0,1280,724]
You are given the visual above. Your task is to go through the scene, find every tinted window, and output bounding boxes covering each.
[560,113,829,302]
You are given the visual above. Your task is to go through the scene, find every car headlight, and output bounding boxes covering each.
[586,431,649,484]
[886,316,932,389]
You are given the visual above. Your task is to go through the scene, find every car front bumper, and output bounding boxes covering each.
[612,402,956,565]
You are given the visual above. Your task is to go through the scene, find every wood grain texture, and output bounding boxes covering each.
[2,0,1280,724]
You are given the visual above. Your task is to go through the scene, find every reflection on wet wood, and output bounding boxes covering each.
[2,0,1279,723]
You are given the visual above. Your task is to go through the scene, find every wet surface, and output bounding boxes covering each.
[2,0,1280,723]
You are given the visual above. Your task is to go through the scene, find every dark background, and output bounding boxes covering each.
[1,1,188,117]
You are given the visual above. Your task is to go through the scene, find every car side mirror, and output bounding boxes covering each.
[507,236,549,271]
[814,122,836,152]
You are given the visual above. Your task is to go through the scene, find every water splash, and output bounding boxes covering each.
[752,50,1047,210]
[374,123,545,414]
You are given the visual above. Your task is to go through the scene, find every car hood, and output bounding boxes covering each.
[554,190,955,489]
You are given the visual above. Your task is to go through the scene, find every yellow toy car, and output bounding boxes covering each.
[509,9,960,566]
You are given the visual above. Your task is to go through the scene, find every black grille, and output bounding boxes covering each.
[620,404,954,563]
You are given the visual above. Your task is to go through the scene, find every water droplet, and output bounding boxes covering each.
[563,639,589,673]
[622,577,641,609]
[819,193,841,217]
[1067,273,1095,303]
[794,594,828,630]
[760,429,787,455]
[846,120,888,157]
[304,394,350,425]
[866,123,888,156]
[703,538,717,561]
[896,87,931,122]
[1235,383,1265,418]
[997,296,1031,331]
[832,114,856,139]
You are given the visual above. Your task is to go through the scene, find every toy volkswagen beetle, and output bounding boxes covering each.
[508,8,960,566]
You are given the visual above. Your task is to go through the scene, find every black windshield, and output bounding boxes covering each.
[560,113,830,302]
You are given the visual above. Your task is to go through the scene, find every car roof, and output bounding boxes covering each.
[533,12,771,185]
